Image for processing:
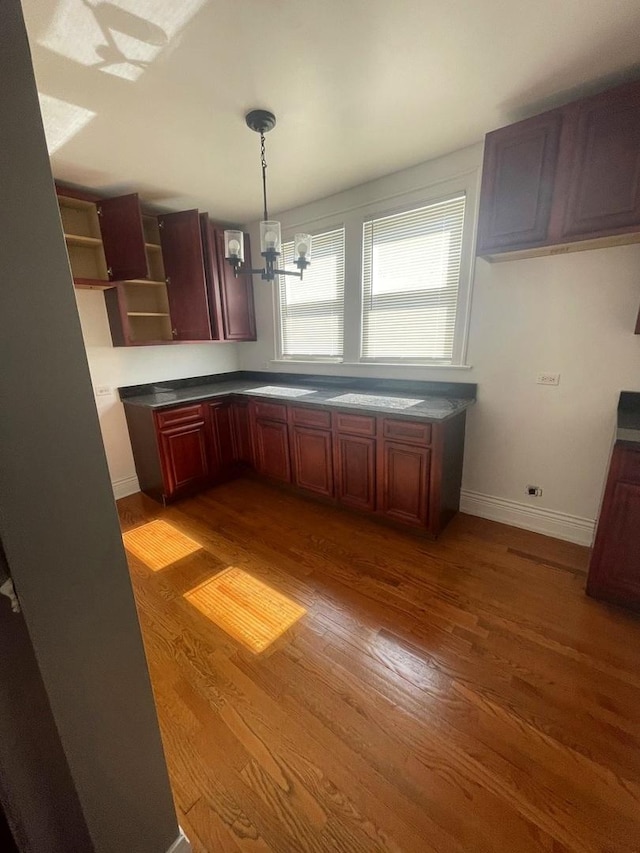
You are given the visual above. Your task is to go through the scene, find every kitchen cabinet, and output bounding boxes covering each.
[56,184,112,290]
[477,79,640,260]
[289,407,334,497]
[97,193,149,281]
[380,441,430,526]
[232,400,254,466]
[334,434,376,512]
[251,402,291,483]
[477,111,563,254]
[207,400,237,481]
[156,405,210,500]
[201,217,256,342]
[123,393,467,533]
[159,210,212,341]
[587,442,640,612]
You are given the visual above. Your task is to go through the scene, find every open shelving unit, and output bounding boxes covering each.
[57,193,112,290]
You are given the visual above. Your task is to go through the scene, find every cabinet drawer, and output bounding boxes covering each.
[383,418,432,445]
[291,406,331,429]
[252,400,287,422]
[620,445,640,483]
[333,412,376,436]
[155,404,205,429]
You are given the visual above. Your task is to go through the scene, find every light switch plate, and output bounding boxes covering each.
[95,386,112,397]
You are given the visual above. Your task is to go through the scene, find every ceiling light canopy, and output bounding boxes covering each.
[224,110,312,283]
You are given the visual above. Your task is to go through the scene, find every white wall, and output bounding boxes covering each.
[75,290,239,496]
[240,144,640,544]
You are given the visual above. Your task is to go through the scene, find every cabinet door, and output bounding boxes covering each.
[334,434,376,511]
[97,193,148,281]
[557,82,640,240]
[477,111,563,254]
[291,426,333,497]
[380,441,430,526]
[159,420,210,499]
[158,210,212,341]
[588,444,640,610]
[253,419,291,482]
[214,228,256,341]
[207,400,236,480]
[232,401,254,466]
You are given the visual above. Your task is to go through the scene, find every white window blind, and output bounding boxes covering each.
[361,194,466,362]
[278,227,345,359]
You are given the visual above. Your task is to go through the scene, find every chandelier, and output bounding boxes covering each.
[224,110,312,283]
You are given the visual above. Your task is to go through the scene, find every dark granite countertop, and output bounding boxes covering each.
[617,391,640,444]
[120,371,476,423]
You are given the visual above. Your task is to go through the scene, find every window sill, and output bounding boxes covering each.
[270,359,472,370]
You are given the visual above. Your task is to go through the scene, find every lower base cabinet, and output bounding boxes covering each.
[253,419,291,483]
[158,418,210,499]
[334,434,376,511]
[123,395,467,536]
[291,426,334,497]
[380,441,430,526]
[587,442,640,611]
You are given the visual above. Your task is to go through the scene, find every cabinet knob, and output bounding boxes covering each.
[172,328,177,337]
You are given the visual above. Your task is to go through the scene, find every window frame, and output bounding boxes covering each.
[359,192,467,365]
[271,168,478,369]
[274,223,346,363]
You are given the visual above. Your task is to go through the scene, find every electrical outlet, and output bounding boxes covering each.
[537,373,560,386]
[526,485,543,497]
[95,386,112,397]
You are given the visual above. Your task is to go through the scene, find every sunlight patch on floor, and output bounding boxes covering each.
[184,567,306,653]
[123,519,201,570]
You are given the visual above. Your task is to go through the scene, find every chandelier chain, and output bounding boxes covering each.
[260,131,269,223]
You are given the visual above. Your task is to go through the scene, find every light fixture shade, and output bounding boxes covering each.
[224,229,244,262]
[294,233,312,264]
[260,220,282,255]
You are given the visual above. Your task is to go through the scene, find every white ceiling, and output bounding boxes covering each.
[21,0,640,223]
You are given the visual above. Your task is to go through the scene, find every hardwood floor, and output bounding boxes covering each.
[117,479,640,853]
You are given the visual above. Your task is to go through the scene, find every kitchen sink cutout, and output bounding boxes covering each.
[326,393,424,409]
[245,386,316,397]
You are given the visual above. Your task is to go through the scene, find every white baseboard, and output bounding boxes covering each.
[166,827,191,853]
[111,474,140,500]
[459,489,595,546]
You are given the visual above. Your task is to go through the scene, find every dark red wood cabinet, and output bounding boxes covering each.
[587,442,640,612]
[232,400,254,466]
[201,218,256,342]
[124,395,467,535]
[478,79,640,258]
[380,441,430,527]
[252,418,291,483]
[97,192,149,281]
[159,210,212,341]
[477,111,563,254]
[156,406,210,499]
[207,399,237,481]
[291,426,334,497]
[334,434,376,512]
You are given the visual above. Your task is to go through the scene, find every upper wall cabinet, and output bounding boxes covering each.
[477,79,640,260]
[201,217,257,342]
[97,193,149,281]
[56,184,111,290]
[158,209,213,342]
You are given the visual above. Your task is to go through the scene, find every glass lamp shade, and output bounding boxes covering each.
[224,230,244,262]
[260,220,282,255]
[294,233,312,264]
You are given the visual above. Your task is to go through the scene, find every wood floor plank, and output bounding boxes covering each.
[118,479,640,853]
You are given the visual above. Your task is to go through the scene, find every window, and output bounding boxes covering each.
[361,194,466,363]
[277,227,345,360]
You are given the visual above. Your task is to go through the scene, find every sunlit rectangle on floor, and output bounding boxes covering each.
[184,567,306,653]
[123,519,201,571]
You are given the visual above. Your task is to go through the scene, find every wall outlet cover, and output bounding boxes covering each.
[95,386,112,397]
[537,373,560,386]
